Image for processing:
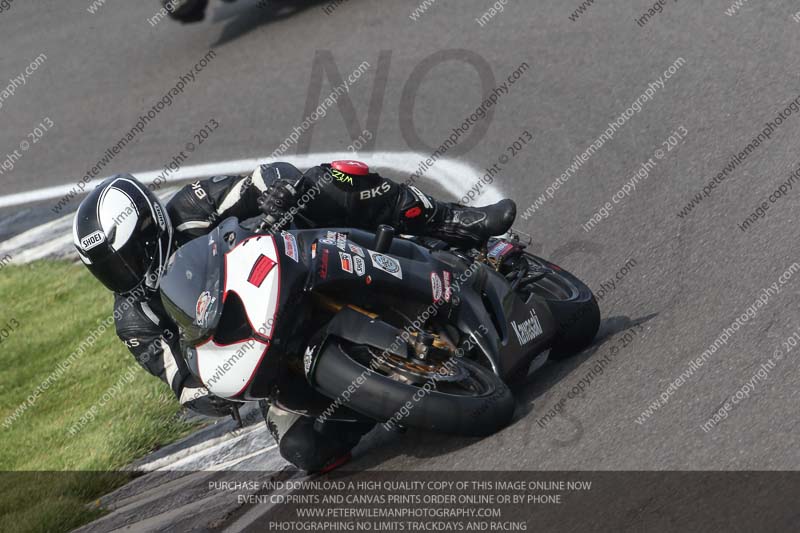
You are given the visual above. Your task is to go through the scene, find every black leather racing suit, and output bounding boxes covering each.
[114,161,515,471]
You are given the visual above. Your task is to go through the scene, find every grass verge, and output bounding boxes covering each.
[0,261,197,532]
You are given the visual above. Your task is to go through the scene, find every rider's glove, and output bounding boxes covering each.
[179,383,243,418]
[257,179,300,227]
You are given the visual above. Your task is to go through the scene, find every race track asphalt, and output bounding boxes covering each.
[2,0,799,501]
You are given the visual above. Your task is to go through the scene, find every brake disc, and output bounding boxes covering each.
[367,348,468,385]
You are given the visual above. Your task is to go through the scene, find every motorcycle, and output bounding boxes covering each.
[160,214,600,437]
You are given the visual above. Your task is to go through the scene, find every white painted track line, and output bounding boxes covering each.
[0,152,503,265]
[0,152,502,209]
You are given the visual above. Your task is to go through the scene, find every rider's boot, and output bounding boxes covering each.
[428,199,517,248]
[395,184,517,248]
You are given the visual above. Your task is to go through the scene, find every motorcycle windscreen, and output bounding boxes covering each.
[160,229,225,345]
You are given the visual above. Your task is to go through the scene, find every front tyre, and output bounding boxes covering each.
[310,342,515,437]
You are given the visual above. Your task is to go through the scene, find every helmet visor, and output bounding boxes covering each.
[86,236,154,295]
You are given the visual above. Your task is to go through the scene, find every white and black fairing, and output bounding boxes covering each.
[160,217,560,405]
[160,217,311,401]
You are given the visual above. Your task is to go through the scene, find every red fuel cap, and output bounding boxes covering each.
[331,160,369,176]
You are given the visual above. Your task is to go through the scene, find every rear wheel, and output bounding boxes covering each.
[512,253,600,359]
[311,338,515,437]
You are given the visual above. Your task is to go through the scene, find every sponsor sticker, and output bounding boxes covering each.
[195,291,215,326]
[152,203,166,230]
[431,272,443,303]
[282,232,299,262]
[325,231,347,250]
[359,182,391,200]
[191,181,208,200]
[409,186,433,209]
[353,255,366,276]
[336,232,347,251]
[512,309,543,345]
[339,251,354,274]
[303,345,316,377]
[319,249,330,279]
[368,250,403,279]
[80,230,105,251]
[330,168,355,187]
[247,254,276,287]
[443,271,452,302]
[488,241,515,259]
[349,243,365,257]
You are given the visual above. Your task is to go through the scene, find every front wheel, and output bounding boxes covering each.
[310,342,515,437]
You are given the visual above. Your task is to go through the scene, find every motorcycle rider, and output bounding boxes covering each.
[72,160,516,472]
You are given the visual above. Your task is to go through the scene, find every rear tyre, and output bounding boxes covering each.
[311,342,515,437]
